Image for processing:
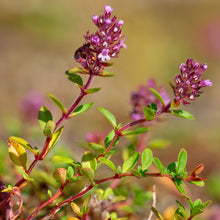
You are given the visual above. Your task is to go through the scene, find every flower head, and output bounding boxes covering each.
[74,5,126,73]
[171,59,212,105]
[19,91,47,122]
[130,79,170,120]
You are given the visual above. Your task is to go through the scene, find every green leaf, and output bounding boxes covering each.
[65,71,83,87]
[104,187,114,200]
[99,71,115,77]
[22,172,29,180]
[8,136,36,155]
[88,143,105,153]
[153,157,165,174]
[176,200,186,218]
[131,169,142,177]
[142,148,153,171]
[84,88,101,94]
[68,67,88,75]
[170,110,194,119]
[48,93,67,113]
[148,103,157,114]
[122,127,149,136]
[98,107,117,128]
[177,148,187,173]
[81,151,97,171]
[50,155,75,164]
[43,120,56,137]
[104,129,119,148]
[174,182,186,194]
[148,139,170,149]
[48,126,64,152]
[66,166,76,181]
[149,87,165,106]
[69,103,94,117]
[98,157,117,173]
[189,181,205,187]
[149,205,164,220]
[38,106,53,130]
[122,152,140,173]
[80,167,94,182]
[8,138,27,169]
[71,202,83,218]
[143,107,155,121]
[81,151,97,162]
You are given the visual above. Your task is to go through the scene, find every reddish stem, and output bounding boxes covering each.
[27,181,69,220]
[46,172,170,218]
[0,74,95,210]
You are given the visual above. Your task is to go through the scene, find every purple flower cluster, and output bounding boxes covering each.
[171,59,213,105]
[130,79,170,120]
[20,91,47,122]
[74,5,126,73]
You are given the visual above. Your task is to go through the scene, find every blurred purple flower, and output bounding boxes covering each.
[170,59,212,105]
[74,5,126,74]
[130,79,170,120]
[86,131,106,145]
[20,91,47,121]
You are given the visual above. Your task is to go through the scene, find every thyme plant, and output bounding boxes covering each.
[0,5,212,220]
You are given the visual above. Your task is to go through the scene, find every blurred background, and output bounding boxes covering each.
[0,0,220,218]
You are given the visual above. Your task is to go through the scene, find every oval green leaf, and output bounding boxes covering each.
[98,157,117,173]
[149,87,165,106]
[8,138,27,169]
[143,107,155,121]
[177,148,187,173]
[98,107,117,128]
[38,106,53,130]
[170,110,194,119]
[48,93,67,113]
[48,126,64,152]
[142,148,153,171]
[69,103,94,117]
[122,152,140,173]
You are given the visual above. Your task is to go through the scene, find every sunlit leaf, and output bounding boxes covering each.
[98,157,117,173]
[153,157,165,174]
[98,107,117,128]
[149,87,165,106]
[177,148,187,173]
[122,127,149,136]
[170,110,194,119]
[50,155,75,165]
[8,138,27,169]
[84,88,101,94]
[143,107,155,121]
[122,152,140,173]
[142,148,153,171]
[43,120,56,137]
[69,103,94,117]
[48,93,67,113]
[65,71,83,87]
[38,106,53,130]
[48,126,64,152]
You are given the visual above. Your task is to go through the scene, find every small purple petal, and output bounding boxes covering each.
[104,5,113,13]
[200,79,213,87]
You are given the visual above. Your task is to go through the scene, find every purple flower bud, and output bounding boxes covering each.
[200,79,212,87]
[171,59,212,105]
[105,18,112,25]
[92,15,98,23]
[91,36,100,44]
[104,5,113,14]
